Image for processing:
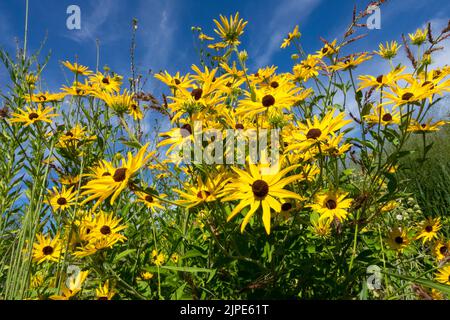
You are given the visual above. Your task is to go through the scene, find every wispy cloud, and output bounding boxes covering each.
[250,0,322,68]
[137,0,179,72]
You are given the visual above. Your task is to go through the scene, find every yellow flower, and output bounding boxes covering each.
[152,250,166,266]
[30,273,45,289]
[24,91,65,103]
[96,280,115,300]
[62,61,92,76]
[329,53,372,72]
[129,102,143,120]
[308,190,353,222]
[95,89,136,115]
[135,191,165,212]
[435,265,450,285]
[88,211,127,242]
[175,175,227,208]
[58,124,96,149]
[407,119,447,133]
[171,253,180,263]
[10,104,58,126]
[32,233,64,264]
[415,217,441,244]
[47,185,78,211]
[199,32,214,41]
[292,54,322,81]
[316,39,339,57]
[383,80,433,107]
[364,106,401,126]
[74,236,121,258]
[81,143,154,210]
[387,227,410,251]
[210,12,248,48]
[358,66,409,91]
[434,240,450,261]
[154,71,193,91]
[89,72,122,93]
[140,272,154,280]
[280,25,301,49]
[236,85,304,119]
[220,163,303,235]
[380,200,399,213]
[310,213,332,238]
[374,41,401,60]
[409,28,428,46]
[285,109,351,153]
[158,124,194,158]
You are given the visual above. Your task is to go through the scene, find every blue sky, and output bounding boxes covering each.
[0,0,449,118]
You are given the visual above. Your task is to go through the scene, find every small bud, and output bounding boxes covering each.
[238,50,248,62]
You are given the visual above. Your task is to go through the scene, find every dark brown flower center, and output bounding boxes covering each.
[191,88,203,101]
[235,123,244,130]
[38,95,47,101]
[174,78,181,85]
[306,128,322,139]
[421,124,427,128]
[440,246,448,255]
[422,81,434,89]
[270,81,279,88]
[57,197,67,206]
[376,75,384,83]
[281,202,292,211]
[401,92,414,101]
[42,245,54,255]
[322,47,329,54]
[382,113,393,122]
[425,225,433,233]
[252,180,269,198]
[28,112,39,120]
[395,236,404,244]
[65,131,74,137]
[197,190,211,199]
[145,195,154,203]
[131,104,137,110]
[100,225,111,235]
[102,77,110,84]
[113,168,127,182]
[325,199,337,210]
[262,94,275,107]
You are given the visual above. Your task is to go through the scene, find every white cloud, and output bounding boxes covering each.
[250,0,322,68]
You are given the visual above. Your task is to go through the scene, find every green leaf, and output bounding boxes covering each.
[385,272,450,295]
[160,266,215,273]
[112,249,136,264]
